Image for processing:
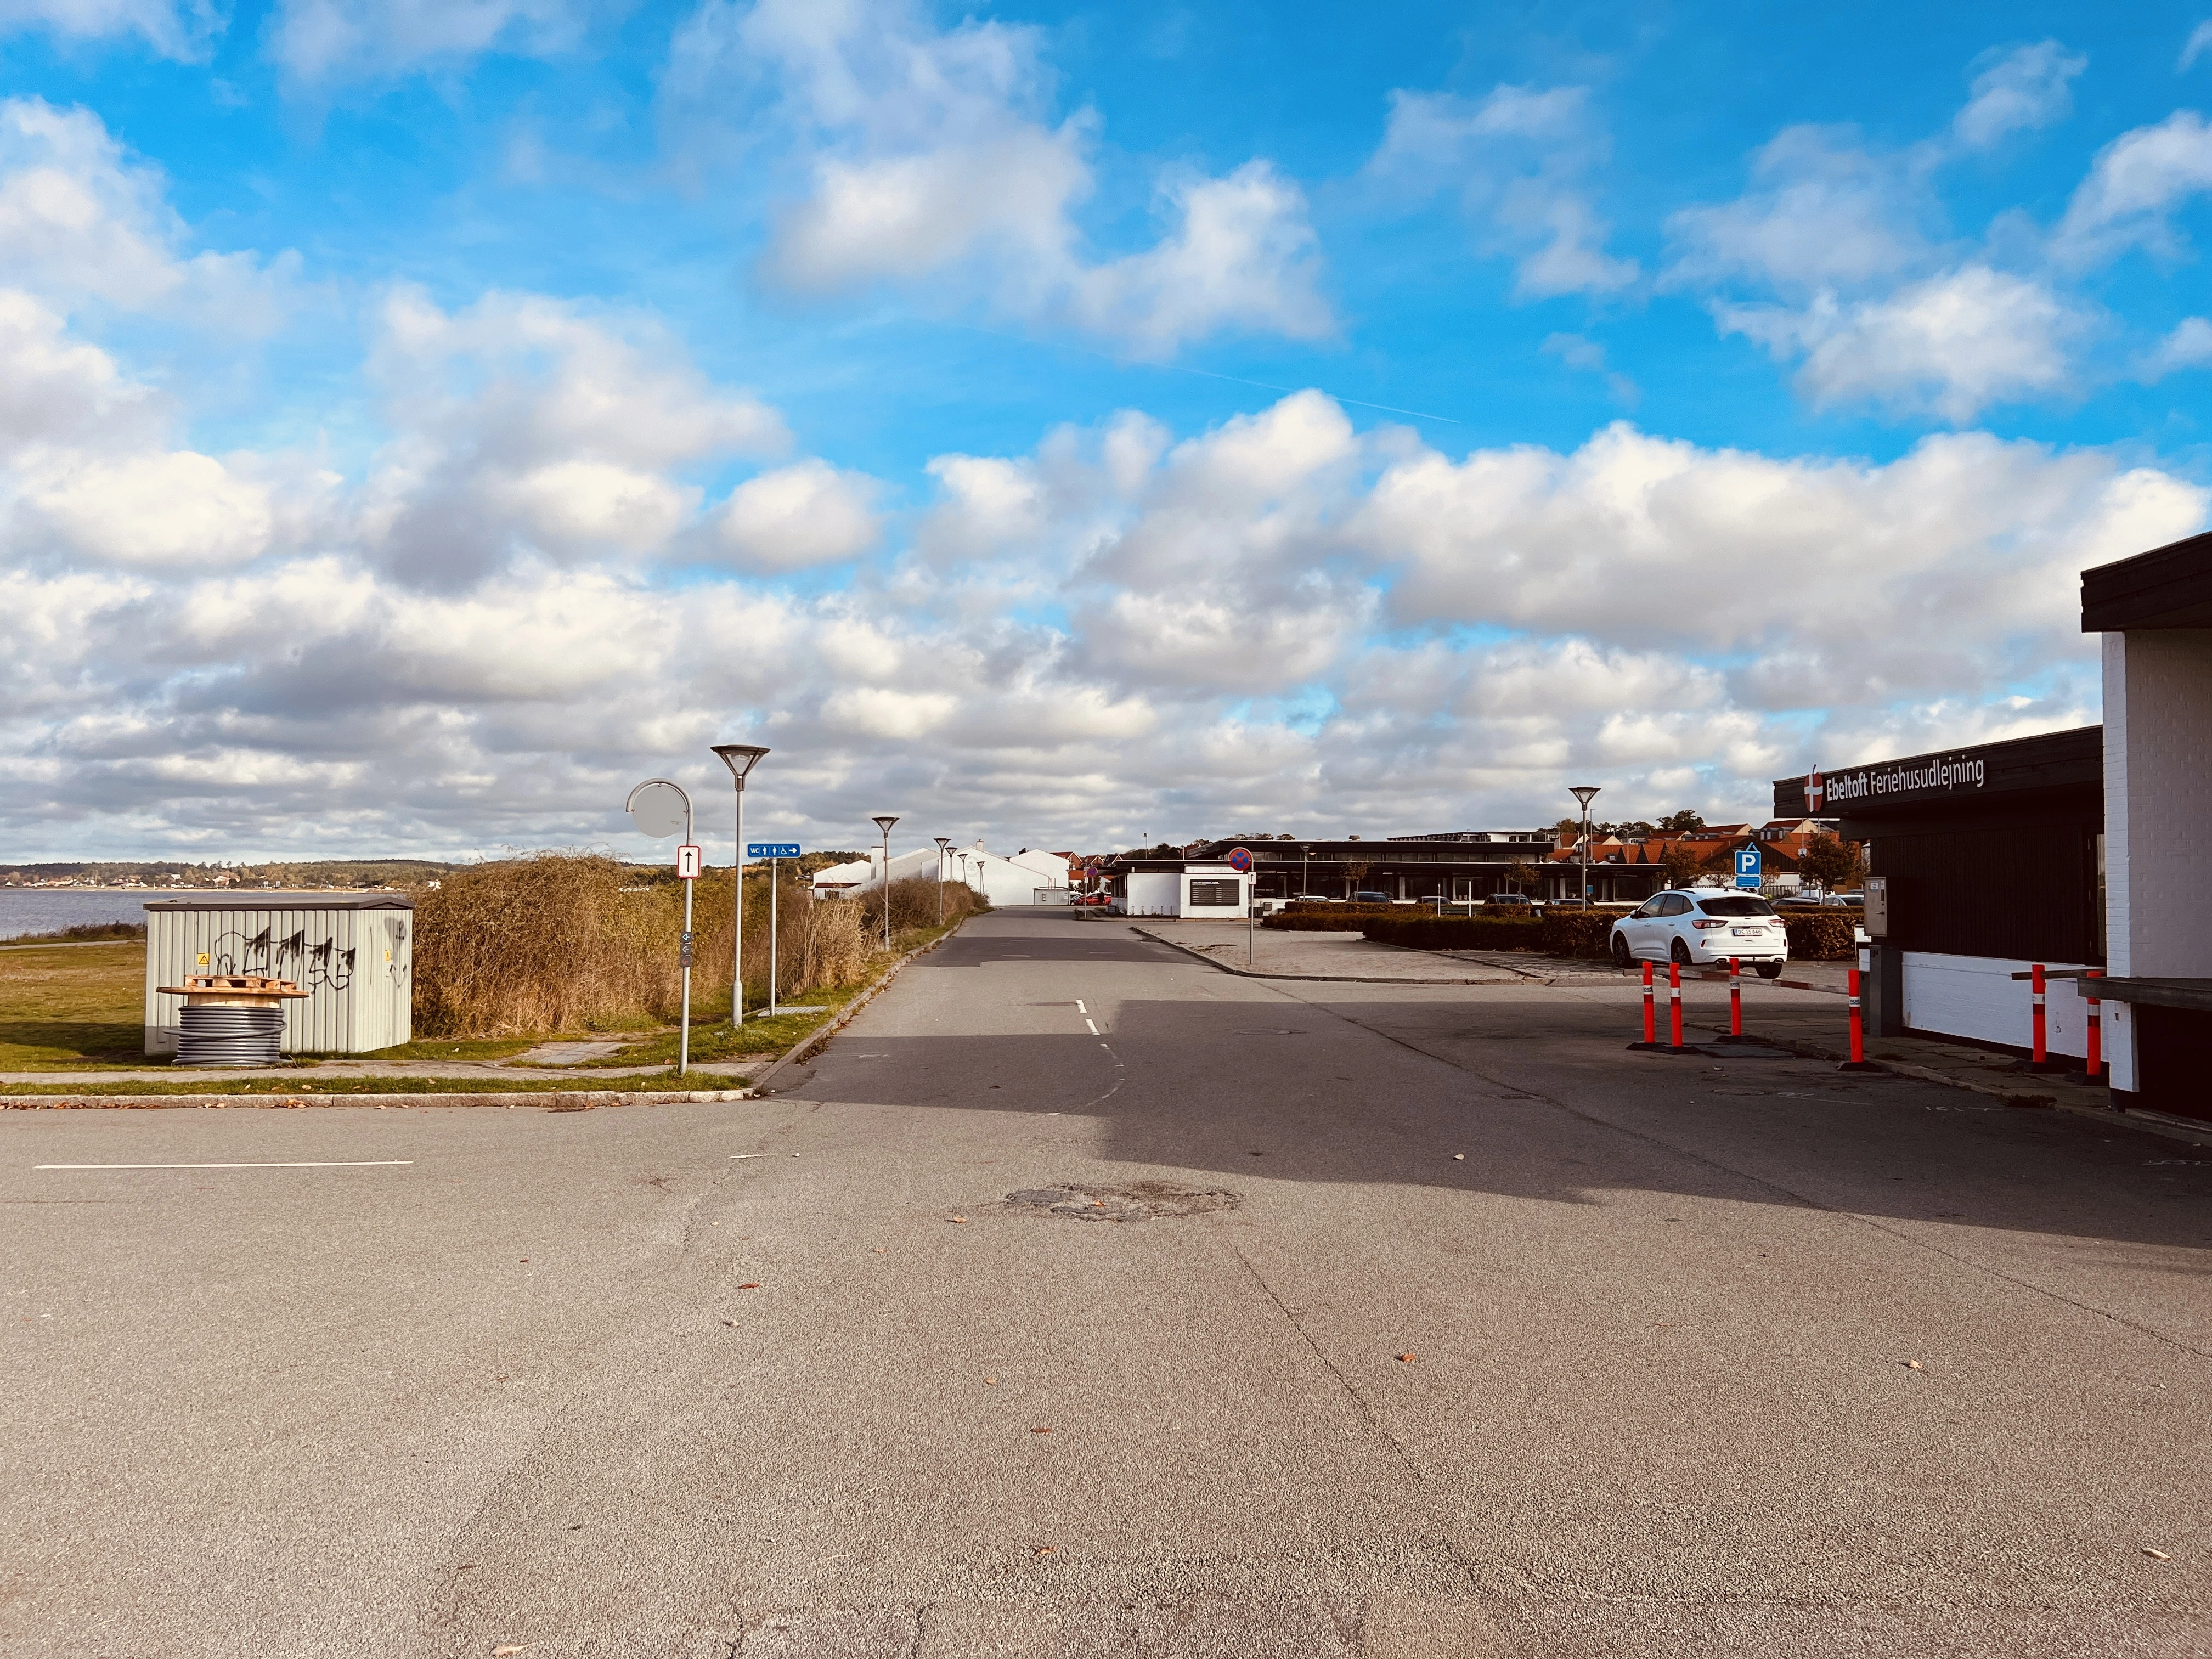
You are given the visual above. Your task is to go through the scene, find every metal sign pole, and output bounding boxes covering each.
[769,857,779,1018]
[680,872,693,1075]
[625,777,698,1078]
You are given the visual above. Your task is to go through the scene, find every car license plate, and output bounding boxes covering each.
[1732,926,1761,934]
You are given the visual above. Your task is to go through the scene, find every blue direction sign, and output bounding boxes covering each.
[748,843,803,858]
[1734,846,1762,889]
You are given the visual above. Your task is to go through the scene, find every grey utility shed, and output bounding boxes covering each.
[143,893,414,1057]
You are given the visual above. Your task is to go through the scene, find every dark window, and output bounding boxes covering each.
[1188,879,1242,906]
[1656,894,1694,915]
[1695,897,1776,917]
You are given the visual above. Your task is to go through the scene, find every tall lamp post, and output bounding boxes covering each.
[871,814,900,950]
[933,836,952,923]
[712,743,770,1025]
[1570,785,1601,910]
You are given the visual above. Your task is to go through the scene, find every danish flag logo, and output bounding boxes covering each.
[1806,770,1825,812]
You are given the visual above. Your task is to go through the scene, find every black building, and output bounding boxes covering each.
[1181,832,1559,904]
[1773,726,2105,967]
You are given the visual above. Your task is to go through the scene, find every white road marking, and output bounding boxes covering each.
[1075,1000,1087,1014]
[35,1161,414,1171]
[1084,1019,1099,1034]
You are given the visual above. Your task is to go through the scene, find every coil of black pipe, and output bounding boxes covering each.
[177,1004,285,1068]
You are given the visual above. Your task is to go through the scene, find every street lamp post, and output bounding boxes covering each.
[1570,785,1601,910]
[871,814,900,951]
[933,836,951,924]
[1299,844,1313,900]
[712,743,770,1025]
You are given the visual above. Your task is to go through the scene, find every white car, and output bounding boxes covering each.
[1610,890,1789,978]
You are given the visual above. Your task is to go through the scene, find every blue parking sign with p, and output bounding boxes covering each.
[1734,847,1762,889]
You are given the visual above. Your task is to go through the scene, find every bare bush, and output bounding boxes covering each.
[413,856,981,1037]
[413,853,679,1037]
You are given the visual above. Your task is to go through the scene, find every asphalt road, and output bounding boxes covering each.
[4,910,2207,1657]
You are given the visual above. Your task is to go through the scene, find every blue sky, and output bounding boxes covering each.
[3,0,2210,863]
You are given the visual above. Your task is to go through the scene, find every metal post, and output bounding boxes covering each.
[768,857,779,1017]
[934,836,951,925]
[625,777,697,1074]
[1570,786,1600,910]
[680,876,693,1075]
[872,815,900,952]
[712,744,770,1029]
[734,789,745,1021]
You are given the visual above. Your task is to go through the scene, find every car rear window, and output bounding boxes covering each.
[1697,896,1777,917]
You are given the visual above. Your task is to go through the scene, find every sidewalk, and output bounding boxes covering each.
[1129,921,1535,983]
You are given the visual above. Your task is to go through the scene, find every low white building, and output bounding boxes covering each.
[810,839,1073,907]
[1120,861,1253,918]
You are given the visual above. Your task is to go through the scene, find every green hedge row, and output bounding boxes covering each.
[1356,909,1858,962]
[1783,913,1859,960]
[1361,911,1614,958]
[1261,904,1401,932]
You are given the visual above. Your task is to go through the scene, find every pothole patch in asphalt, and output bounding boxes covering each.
[1005,1182,1239,1222]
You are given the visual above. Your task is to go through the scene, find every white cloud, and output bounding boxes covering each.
[268,0,610,84]
[5,384,2203,857]
[360,287,789,584]
[0,0,216,59]
[709,459,883,572]
[2182,21,2212,71]
[1066,162,1330,352]
[0,98,291,330]
[1718,266,2087,420]
[672,0,1329,352]
[1953,41,2086,151]
[1369,85,1638,298]
[2144,315,2212,376]
[1666,125,1928,292]
[2053,109,2212,264]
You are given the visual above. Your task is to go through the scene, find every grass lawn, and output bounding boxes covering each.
[0,941,158,1070]
[1,914,970,1079]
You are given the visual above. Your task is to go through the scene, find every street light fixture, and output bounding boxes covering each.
[871,814,900,950]
[1570,785,1601,910]
[712,742,770,1026]
[933,836,952,924]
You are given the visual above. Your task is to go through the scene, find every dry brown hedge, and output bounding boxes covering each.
[411,854,983,1038]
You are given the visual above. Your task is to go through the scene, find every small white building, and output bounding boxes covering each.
[1120,861,1252,918]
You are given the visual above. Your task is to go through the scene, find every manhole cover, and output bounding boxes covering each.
[1005,1182,1238,1222]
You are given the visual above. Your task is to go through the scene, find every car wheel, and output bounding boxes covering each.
[1610,933,1632,968]
[1756,962,1784,980]
[1670,937,1694,966]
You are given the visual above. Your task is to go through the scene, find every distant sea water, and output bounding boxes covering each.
[0,890,379,941]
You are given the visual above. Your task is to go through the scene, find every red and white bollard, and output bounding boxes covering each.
[2030,962,2047,1066]
[1642,961,1656,1045]
[2084,968,2102,1080]
[1729,956,1743,1037]
[1668,960,1684,1050]
[1838,966,1875,1071]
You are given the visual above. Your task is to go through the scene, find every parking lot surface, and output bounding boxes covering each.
[4,911,2206,1656]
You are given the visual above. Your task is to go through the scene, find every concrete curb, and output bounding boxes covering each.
[0,1087,754,1111]
[1128,926,1533,985]
[749,914,977,1095]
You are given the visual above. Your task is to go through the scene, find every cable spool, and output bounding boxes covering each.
[177,1003,286,1068]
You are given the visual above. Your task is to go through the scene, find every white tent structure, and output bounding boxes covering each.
[811,839,1071,906]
